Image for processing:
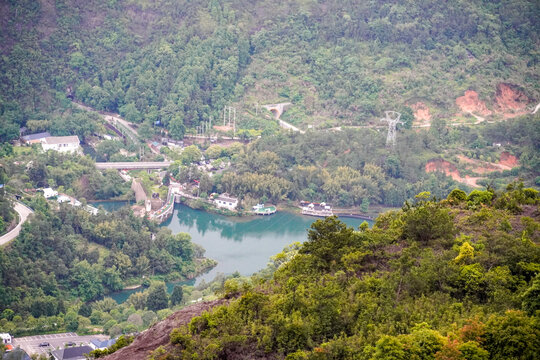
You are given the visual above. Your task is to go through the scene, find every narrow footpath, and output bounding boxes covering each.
[0,202,33,246]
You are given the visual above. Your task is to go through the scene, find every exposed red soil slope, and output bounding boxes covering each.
[425,159,481,187]
[456,90,492,116]
[457,153,518,173]
[457,155,500,174]
[455,84,531,120]
[425,159,466,184]
[411,102,431,123]
[103,299,227,360]
[426,152,519,188]
[499,151,519,168]
[495,83,529,112]
[426,159,459,180]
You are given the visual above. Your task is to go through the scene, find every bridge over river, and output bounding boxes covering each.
[95,161,172,170]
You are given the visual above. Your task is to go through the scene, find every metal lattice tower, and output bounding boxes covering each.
[380,111,403,148]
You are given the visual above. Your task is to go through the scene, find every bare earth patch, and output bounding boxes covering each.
[456,90,492,116]
[499,151,518,168]
[411,102,432,125]
[495,83,530,118]
[426,152,519,188]
[426,159,480,187]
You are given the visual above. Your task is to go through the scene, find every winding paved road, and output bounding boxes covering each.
[0,202,33,246]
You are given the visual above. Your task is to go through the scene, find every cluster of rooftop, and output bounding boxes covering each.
[300,201,333,217]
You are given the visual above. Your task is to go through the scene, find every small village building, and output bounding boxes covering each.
[41,136,81,153]
[0,333,12,344]
[21,132,51,144]
[89,338,116,350]
[57,195,71,203]
[51,345,93,360]
[85,205,99,215]
[214,193,238,210]
[42,188,58,199]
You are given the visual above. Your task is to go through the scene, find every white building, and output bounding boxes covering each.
[41,136,81,153]
[214,193,238,210]
[42,187,58,199]
[0,333,12,344]
[57,194,72,203]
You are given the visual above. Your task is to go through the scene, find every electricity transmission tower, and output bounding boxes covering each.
[380,111,403,148]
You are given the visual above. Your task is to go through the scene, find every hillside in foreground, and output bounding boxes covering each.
[103,184,539,360]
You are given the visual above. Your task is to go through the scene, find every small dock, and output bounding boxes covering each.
[300,201,333,217]
[252,204,276,215]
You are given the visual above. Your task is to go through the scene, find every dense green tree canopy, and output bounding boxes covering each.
[162,186,539,359]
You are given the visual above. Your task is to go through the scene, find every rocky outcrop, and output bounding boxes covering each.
[103,299,227,360]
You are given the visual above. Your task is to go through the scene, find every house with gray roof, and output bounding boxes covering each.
[89,338,116,350]
[51,345,92,360]
[21,132,51,144]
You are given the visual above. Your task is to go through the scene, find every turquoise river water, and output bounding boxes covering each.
[91,201,372,303]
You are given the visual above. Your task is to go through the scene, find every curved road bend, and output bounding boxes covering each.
[0,202,33,246]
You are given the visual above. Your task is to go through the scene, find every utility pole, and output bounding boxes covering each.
[223,106,236,131]
[380,111,403,149]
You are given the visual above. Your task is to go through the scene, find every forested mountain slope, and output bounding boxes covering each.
[107,185,540,359]
[0,200,213,336]
[1,0,538,141]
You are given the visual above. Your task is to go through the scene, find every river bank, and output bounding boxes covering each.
[178,194,392,221]
[110,258,217,303]
[276,202,395,221]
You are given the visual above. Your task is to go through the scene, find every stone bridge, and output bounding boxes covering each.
[262,102,292,119]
